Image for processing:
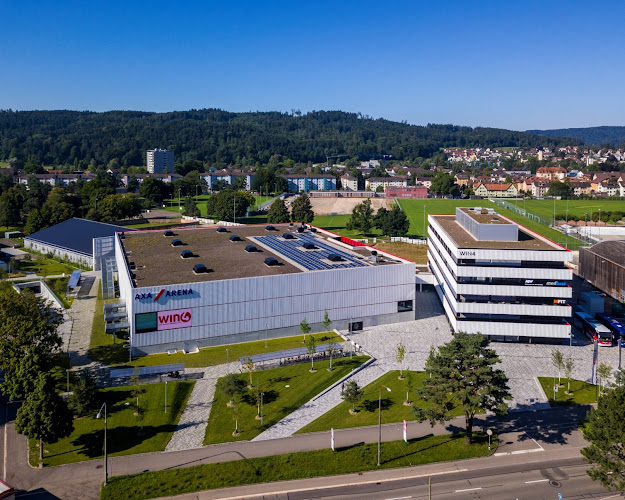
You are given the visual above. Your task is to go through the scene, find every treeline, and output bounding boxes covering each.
[528,126,625,147]
[0,109,582,169]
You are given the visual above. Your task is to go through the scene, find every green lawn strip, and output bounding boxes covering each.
[87,286,129,365]
[538,377,599,406]
[312,214,384,239]
[29,381,194,467]
[299,370,466,434]
[204,356,369,445]
[101,432,494,500]
[17,257,78,276]
[123,332,342,369]
[45,276,74,308]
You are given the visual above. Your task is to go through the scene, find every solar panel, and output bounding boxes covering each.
[239,343,341,364]
[109,363,185,378]
[67,270,82,290]
[110,368,134,378]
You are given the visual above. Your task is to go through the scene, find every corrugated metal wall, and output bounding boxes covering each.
[580,248,625,301]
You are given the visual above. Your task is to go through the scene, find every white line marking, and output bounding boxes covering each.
[494,448,544,456]
[386,496,411,500]
[525,431,545,451]
[3,405,7,480]
[455,487,482,493]
[525,479,549,484]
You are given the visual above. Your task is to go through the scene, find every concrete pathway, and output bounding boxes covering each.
[165,362,240,451]
[66,273,100,369]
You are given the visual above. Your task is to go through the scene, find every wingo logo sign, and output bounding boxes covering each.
[157,308,193,331]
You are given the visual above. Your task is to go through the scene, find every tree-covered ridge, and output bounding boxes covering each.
[0,109,582,168]
[527,126,625,146]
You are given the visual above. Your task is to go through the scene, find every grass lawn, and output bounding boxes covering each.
[124,332,342,369]
[538,377,599,406]
[312,214,384,239]
[17,257,78,276]
[204,356,368,444]
[521,199,625,221]
[101,432,494,500]
[87,286,129,365]
[371,241,429,264]
[299,370,466,434]
[30,381,194,466]
[45,276,74,308]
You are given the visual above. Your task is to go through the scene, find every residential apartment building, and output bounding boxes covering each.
[428,207,572,341]
[532,181,549,197]
[200,170,254,191]
[340,175,359,191]
[536,166,567,181]
[473,182,518,198]
[146,149,174,174]
[281,174,336,193]
[365,176,408,191]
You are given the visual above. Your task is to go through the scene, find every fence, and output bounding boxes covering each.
[390,237,427,245]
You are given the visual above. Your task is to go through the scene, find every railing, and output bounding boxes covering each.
[390,237,427,245]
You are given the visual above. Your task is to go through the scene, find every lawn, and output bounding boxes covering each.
[520,199,625,221]
[538,377,599,406]
[299,370,466,434]
[162,194,276,218]
[204,356,368,444]
[87,286,129,365]
[101,432,494,500]
[124,332,342,369]
[30,381,194,466]
[17,257,78,276]
[312,214,384,239]
[45,276,74,308]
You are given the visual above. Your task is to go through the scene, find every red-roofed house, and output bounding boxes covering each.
[473,182,518,198]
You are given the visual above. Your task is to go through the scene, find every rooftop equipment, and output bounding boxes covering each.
[193,264,211,274]
[245,244,258,252]
[264,257,279,266]
[327,254,343,262]
[283,233,295,239]
[180,250,193,259]
[265,225,276,231]
[302,242,316,250]
[171,239,183,246]
[164,230,175,237]
[216,227,228,233]
[229,235,242,242]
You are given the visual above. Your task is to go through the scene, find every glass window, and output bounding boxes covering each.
[398,300,413,312]
[135,312,157,333]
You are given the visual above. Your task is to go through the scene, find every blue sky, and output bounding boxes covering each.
[2,1,624,130]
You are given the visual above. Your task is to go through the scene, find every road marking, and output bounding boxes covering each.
[3,405,7,480]
[494,448,544,456]
[525,479,549,484]
[386,497,411,500]
[455,487,482,492]
[525,431,545,451]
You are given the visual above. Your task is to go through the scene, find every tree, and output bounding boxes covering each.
[346,198,374,234]
[291,193,314,223]
[327,340,338,371]
[430,172,459,197]
[267,199,290,223]
[564,356,575,394]
[0,188,22,229]
[396,340,406,379]
[551,348,564,384]
[138,177,170,205]
[216,373,246,405]
[404,371,415,405]
[413,332,511,444]
[582,385,625,491]
[305,335,317,371]
[300,318,311,342]
[205,190,253,221]
[322,310,332,331]
[242,357,256,388]
[374,206,410,237]
[15,372,74,462]
[342,380,364,413]
[183,196,200,217]
[68,372,99,417]
[597,363,612,393]
[546,180,573,198]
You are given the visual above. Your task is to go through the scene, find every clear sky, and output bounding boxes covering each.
[2,0,624,131]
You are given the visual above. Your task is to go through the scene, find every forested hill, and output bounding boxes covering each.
[527,126,625,146]
[0,109,582,167]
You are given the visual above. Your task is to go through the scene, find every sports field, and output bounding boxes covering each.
[517,199,624,220]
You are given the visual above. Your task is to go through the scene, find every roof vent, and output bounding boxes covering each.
[283,233,295,239]
[171,239,183,246]
[265,225,276,231]
[119,232,125,239]
[371,250,378,255]
[180,250,193,259]
[327,254,343,262]
[216,227,228,233]
[264,257,279,266]
[302,242,316,250]
[164,230,175,237]
[245,244,258,252]
[229,235,241,242]
[128,262,136,270]
[193,264,211,274]
[310,227,317,233]
[297,226,305,233]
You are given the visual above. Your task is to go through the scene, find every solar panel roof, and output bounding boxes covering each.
[67,270,82,289]
[239,343,342,363]
[26,218,131,256]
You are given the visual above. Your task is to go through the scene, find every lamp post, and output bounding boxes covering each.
[260,392,264,426]
[378,386,392,466]
[487,429,493,450]
[164,381,168,413]
[66,369,70,393]
[265,323,268,349]
[96,402,108,486]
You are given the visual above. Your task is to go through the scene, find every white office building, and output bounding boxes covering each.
[147,148,174,174]
[428,207,573,342]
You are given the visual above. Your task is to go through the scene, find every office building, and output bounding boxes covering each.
[147,148,174,174]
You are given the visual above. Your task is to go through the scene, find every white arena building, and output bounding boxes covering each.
[428,207,573,342]
[111,224,416,355]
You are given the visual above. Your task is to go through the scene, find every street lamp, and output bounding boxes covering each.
[378,386,392,466]
[164,381,168,413]
[96,402,108,486]
[260,392,264,426]
[487,429,493,450]
[66,369,70,393]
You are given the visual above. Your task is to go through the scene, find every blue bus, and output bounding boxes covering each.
[597,313,625,347]
[574,310,613,346]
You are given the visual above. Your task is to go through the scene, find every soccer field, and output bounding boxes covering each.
[519,199,625,220]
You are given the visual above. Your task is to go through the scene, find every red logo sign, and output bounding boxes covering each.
[157,308,193,331]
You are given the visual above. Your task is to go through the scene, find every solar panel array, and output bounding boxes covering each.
[239,343,341,363]
[109,363,185,378]
[67,270,82,290]
[255,234,366,271]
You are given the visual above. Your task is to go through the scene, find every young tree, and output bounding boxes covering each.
[582,385,625,491]
[216,373,246,405]
[396,340,406,379]
[300,318,311,342]
[267,199,291,223]
[564,356,575,394]
[68,372,99,417]
[551,348,564,384]
[305,335,317,371]
[182,196,200,217]
[15,372,74,462]
[291,193,315,223]
[413,333,511,444]
[346,198,374,234]
[322,310,332,331]
[597,363,612,393]
[404,371,415,405]
[327,340,338,371]
[342,380,364,413]
[242,357,256,388]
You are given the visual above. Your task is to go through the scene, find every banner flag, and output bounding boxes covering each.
[403,420,407,443]
[331,428,335,451]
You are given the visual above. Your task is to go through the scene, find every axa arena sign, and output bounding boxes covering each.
[157,308,193,331]
[134,288,195,301]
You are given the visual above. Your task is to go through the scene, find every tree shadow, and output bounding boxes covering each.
[362,397,393,413]
[268,376,292,385]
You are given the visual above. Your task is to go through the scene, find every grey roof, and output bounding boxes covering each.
[583,240,625,267]
[25,218,132,257]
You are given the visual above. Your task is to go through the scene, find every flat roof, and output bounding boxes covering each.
[432,215,562,251]
[121,224,385,287]
[459,207,512,225]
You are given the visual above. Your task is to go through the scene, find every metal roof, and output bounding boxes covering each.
[109,363,184,378]
[583,241,625,267]
[239,343,342,364]
[25,218,132,257]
